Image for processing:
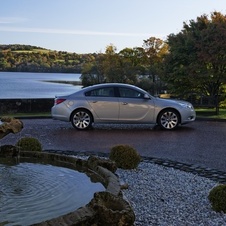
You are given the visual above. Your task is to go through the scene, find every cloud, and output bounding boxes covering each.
[0,26,166,38]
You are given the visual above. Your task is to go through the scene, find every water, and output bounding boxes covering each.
[0,72,82,99]
[0,162,105,226]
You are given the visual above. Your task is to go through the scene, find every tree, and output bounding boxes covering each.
[80,54,106,87]
[118,47,147,84]
[102,44,123,83]
[163,11,226,114]
[142,37,168,95]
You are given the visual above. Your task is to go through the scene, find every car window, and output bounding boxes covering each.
[118,87,144,98]
[85,87,115,97]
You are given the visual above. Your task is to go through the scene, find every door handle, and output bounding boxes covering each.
[92,101,97,103]
[122,102,128,105]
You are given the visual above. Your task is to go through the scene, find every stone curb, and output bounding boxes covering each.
[141,156,226,184]
[46,150,226,184]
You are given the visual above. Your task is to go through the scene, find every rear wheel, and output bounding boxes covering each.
[158,109,179,130]
[71,109,93,130]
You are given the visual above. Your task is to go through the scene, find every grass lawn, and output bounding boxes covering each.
[195,108,226,119]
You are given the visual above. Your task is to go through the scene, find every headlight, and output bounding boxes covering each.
[179,103,194,109]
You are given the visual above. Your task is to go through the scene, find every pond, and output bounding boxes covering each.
[0,72,82,99]
[0,162,105,226]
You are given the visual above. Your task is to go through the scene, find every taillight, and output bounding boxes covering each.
[55,98,66,105]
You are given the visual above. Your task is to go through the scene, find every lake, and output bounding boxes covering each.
[0,72,82,99]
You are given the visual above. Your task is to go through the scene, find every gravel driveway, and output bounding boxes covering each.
[1,118,226,172]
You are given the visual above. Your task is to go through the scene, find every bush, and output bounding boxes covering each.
[16,137,42,152]
[208,184,226,213]
[219,99,226,108]
[109,144,141,169]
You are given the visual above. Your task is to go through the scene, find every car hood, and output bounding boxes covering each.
[153,97,192,107]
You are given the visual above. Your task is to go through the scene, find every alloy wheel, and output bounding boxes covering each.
[159,110,179,130]
[71,110,92,130]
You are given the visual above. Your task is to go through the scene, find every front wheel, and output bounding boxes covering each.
[157,109,180,130]
[71,109,93,130]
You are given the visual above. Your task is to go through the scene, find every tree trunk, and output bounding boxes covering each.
[215,95,219,115]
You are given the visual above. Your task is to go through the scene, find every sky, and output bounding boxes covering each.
[1,0,226,54]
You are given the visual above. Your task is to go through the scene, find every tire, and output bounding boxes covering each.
[71,109,93,130]
[157,109,180,130]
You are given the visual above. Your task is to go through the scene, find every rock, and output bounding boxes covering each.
[120,182,129,190]
[88,191,135,226]
[0,117,23,139]
[88,156,117,173]
[0,144,20,163]
[0,144,18,156]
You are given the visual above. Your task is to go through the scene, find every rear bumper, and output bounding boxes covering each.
[51,106,71,122]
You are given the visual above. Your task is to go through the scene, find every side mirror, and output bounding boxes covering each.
[144,94,150,99]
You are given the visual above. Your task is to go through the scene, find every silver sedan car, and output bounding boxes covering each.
[51,83,196,130]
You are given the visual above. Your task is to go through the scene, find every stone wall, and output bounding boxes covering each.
[0,98,53,114]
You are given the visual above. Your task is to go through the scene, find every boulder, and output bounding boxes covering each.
[0,145,20,163]
[88,156,117,173]
[0,117,23,139]
[88,191,135,226]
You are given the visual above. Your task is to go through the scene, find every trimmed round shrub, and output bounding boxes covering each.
[208,184,226,213]
[16,137,42,152]
[109,144,141,169]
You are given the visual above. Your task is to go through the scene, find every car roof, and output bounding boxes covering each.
[82,83,145,92]
[65,83,148,98]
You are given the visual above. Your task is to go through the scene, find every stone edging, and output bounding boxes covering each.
[45,150,226,184]
[142,157,226,184]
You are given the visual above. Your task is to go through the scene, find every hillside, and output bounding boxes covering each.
[0,44,96,73]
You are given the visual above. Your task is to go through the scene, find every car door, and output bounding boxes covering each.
[85,87,119,121]
[118,87,155,122]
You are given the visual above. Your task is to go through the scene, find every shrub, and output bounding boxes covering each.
[16,137,42,152]
[109,144,141,169]
[208,184,226,213]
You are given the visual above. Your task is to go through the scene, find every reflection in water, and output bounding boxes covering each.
[0,162,105,226]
